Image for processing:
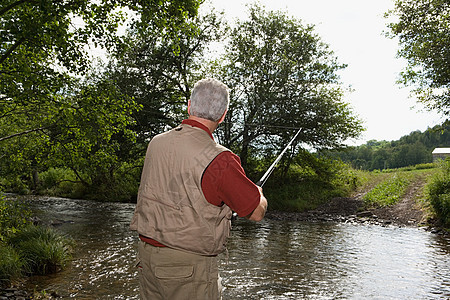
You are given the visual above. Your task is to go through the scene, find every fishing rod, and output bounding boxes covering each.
[256,127,302,187]
[232,127,302,220]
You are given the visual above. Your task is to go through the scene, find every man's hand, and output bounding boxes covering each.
[246,186,267,222]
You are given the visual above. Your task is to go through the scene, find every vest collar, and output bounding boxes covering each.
[181,119,214,140]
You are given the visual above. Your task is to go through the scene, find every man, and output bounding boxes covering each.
[130,78,268,299]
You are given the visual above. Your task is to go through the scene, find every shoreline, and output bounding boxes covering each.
[265,194,447,235]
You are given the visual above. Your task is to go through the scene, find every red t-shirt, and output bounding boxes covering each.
[140,119,260,246]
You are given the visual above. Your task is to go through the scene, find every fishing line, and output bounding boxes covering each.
[222,122,302,130]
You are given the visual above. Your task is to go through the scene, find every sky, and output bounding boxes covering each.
[203,0,445,145]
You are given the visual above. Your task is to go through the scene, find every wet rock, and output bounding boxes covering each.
[30,216,42,225]
[0,285,33,300]
[356,211,373,218]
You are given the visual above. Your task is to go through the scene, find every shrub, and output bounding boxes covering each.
[37,167,85,198]
[0,176,30,195]
[263,152,360,212]
[427,159,450,227]
[39,167,71,190]
[0,196,31,241]
[8,225,74,275]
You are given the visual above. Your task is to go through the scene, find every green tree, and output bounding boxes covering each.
[0,0,202,195]
[216,4,363,169]
[42,77,139,200]
[1,0,202,140]
[108,8,228,146]
[386,0,450,116]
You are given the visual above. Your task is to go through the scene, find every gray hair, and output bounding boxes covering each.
[190,78,229,122]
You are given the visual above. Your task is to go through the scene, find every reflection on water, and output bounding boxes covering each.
[22,196,449,299]
[223,220,450,299]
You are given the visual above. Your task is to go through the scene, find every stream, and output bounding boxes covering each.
[19,196,450,299]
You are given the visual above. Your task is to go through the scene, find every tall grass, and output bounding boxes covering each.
[0,244,22,285]
[0,194,74,286]
[8,225,74,275]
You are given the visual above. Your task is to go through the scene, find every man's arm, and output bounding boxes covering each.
[246,186,267,222]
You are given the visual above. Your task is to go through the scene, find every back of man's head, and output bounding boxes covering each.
[190,78,229,122]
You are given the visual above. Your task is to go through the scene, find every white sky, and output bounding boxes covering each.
[203,0,445,145]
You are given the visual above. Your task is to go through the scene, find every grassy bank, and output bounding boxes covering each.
[349,162,449,228]
[0,195,74,287]
[264,159,449,229]
[360,165,436,208]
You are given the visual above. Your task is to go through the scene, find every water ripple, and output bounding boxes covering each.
[19,196,450,299]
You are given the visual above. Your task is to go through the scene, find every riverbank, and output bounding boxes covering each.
[266,168,448,235]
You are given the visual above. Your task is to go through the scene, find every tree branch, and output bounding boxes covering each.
[0,0,29,16]
[0,37,26,65]
[0,126,47,142]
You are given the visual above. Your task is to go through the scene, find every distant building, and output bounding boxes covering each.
[432,148,450,162]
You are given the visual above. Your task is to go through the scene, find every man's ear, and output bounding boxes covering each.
[218,109,227,124]
[187,100,191,115]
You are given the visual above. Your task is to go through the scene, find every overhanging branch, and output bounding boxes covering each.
[0,126,47,142]
[0,0,29,16]
[0,37,26,65]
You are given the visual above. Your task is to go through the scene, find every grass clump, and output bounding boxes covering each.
[0,244,22,285]
[8,225,74,275]
[0,194,74,287]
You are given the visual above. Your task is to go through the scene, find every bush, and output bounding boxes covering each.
[8,225,74,275]
[263,152,360,212]
[37,165,140,202]
[0,176,30,195]
[37,167,85,198]
[427,159,450,227]
[0,196,31,241]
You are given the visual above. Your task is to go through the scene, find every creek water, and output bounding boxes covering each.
[21,196,450,299]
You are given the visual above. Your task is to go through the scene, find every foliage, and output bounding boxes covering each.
[0,0,202,200]
[0,195,31,241]
[363,173,411,207]
[0,243,22,287]
[386,0,450,116]
[1,0,202,141]
[213,4,363,169]
[329,123,449,170]
[42,77,140,201]
[7,225,74,275]
[426,158,450,226]
[109,7,228,145]
[36,168,84,198]
[263,151,359,211]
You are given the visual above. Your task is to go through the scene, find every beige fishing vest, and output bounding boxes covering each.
[130,124,233,256]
